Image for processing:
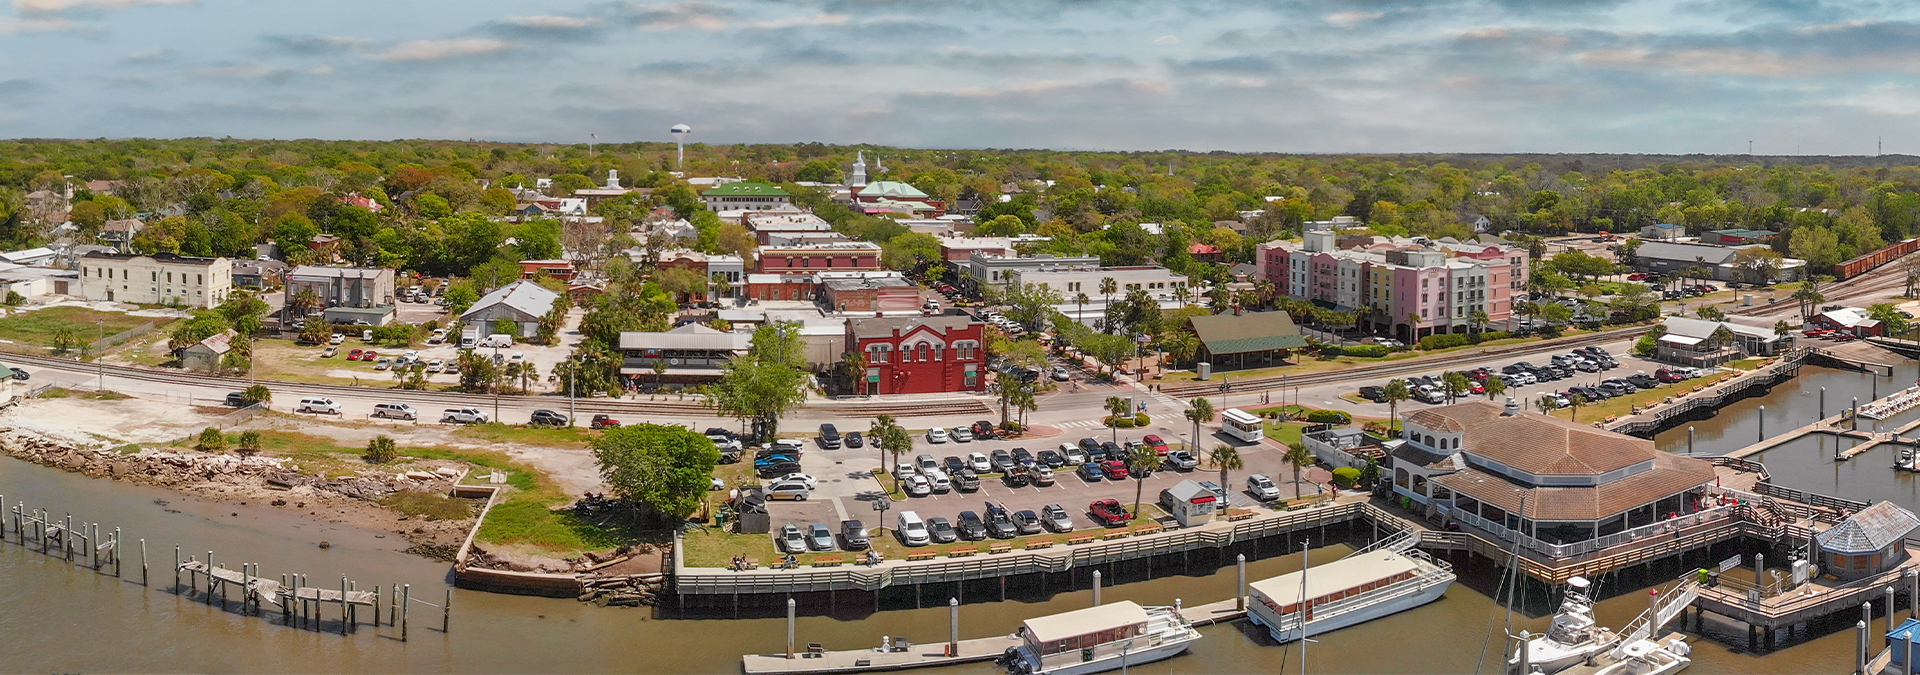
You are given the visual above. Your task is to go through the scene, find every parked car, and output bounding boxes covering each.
[955,511,989,540]
[1088,499,1131,527]
[1040,504,1074,532]
[954,469,981,492]
[904,475,932,497]
[1078,462,1105,482]
[967,451,990,473]
[590,414,621,429]
[778,524,807,553]
[971,420,997,440]
[1051,366,1071,381]
[983,502,1018,538]
[224,391,248,407]
[942,455,967,475]
[1103,460,1131,480]
[1037,449,1066,468]
[297,397,342,415]
[916,454,939,472]
[347,348,364,361]
[990,448,1014,473]
[425,359,446,373]
[806,523,835,551]
[1012,510,1044,535]
[1199,480,1229,502]
[1062,443,1088,465]
[1078,438,1101,456]
[1358,385,1384,401]
[927,428,950,444]
[818,423,842,449]
[1166,450,1198,471]
[1247,474,1282,501]
[329,333,345,345]
[924,467,951,494]
[1141,435,1169,456]
[372,402,418,420]
[529,409,569,426]
[841,520,870,550]
[951,426,974,443]
[1628,373,1661,389]
[896,511,929,546]
[771,473,819,490]
[844,431,864,448]
[1011,447,1035,468]
[925,517,957,544]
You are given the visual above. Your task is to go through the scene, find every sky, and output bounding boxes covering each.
[3,0,1919,154]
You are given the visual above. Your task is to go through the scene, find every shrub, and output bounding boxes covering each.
[240,384,272,405]
[1114,417,1136,428]
[1339,345,1393,358]
[1305,410,1352,425]
[365,435,398,464]
[1478,331,1512,342]
[1416,333,1471,350]
[237,430,262,455]
[194,427,227,453]
[1633,335,1659,357]
[1332,467,1362,488]
[1133,413,1150,426]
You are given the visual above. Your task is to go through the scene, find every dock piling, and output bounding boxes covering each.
[1890,587,1898,649]
[1859,620,1870,675]
[1093,569,1102,606]
[1688,426,1694,454]
[1236,554,1247,611]
[1822,388,1827,419]
[139,538,146,586]
[340,576,349,635]
[786,597,796,660]
[443,588,452,633]
[1760,406,1767,440]
[401,583,410,642]
[173,546,179,590]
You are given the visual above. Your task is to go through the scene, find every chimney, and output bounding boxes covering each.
[1502,396,1519,417]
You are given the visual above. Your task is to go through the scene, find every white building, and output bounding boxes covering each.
[964,253,1103,295]
[79,251,232,308]
[1005,265,1191,328]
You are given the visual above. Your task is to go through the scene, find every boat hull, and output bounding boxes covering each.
[1249,576,1454,644]
[1020,635,1197,675]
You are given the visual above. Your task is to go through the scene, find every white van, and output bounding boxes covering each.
[296,397,341,414]
[896,510,930,546]
[765,482,811,501]
[372,402,417,420]
[480,333,515,348]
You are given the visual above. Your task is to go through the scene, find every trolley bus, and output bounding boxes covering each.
[1221,408,1264,443]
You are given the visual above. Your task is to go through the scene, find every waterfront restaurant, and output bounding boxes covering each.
[1389,399,1718,556]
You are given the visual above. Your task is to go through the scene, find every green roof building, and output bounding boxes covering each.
[700,181,792,212]
[1188,310,1309,371]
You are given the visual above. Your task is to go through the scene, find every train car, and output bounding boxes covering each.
[1836,238,1920,280]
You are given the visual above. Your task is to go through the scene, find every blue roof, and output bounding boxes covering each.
[1890,617,1920,642]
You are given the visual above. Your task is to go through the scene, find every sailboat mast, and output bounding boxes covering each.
[1300,539,1310,675]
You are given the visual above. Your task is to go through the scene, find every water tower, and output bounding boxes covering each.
[670,124,692,170]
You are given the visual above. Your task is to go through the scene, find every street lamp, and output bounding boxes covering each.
[96,319,104,391]
[567,357,577,426]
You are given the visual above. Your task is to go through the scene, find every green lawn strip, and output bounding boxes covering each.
[456,423,591,447]
[1544,373,1735,424]
[1157,327,1637,384]
[0,306,162,347]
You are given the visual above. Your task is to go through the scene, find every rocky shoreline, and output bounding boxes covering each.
[0,428,475,551]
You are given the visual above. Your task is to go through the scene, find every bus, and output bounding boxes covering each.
[1221,408,1265,443]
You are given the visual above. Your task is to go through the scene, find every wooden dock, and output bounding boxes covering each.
[740,599,1246,675]
[1690,550,1920,651]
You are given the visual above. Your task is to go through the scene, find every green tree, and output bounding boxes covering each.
[1483,373,1507,401]
[1127,442,1164,519]
[1870,303,1911,335]
[1208,444,1243,500]
[240,384,272,405]
[195,427,228,453]
[707,322,812,441]
[1793,278,1826,321]
[1283,442,1317,495]
[870,414,911,478]
[881,231,941,271]
[365,435,398,463]
[1105,395,1131,442]
[1184,397,1214,451]
[1442,371,1470,405]
[1001,281,1064,333]
[237,430,262,455]
[591,423,721,519]
[1381,378,1410,435]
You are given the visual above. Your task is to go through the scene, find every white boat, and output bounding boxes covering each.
[1001,600,1201,675]
[1513,576,1616,674]
[1244,548,1456,644]
[1542,635,1692,675]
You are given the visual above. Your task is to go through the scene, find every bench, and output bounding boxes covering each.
[1133,524,1163,535]
[988,543,1012,554]
[948,547,976,558]
[813,556,846,567]
[905,550,939,561]
[1226,511,1255,521]
[1024,539,1054,550]
[1067,533,1098,545]
[1102,530,1132,540]
[741,558,761,569]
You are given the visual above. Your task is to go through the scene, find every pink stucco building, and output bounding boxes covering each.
[1256,233,1530,342]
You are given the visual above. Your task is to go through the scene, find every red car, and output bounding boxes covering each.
[1102,460,1130,480]
[1655,369,1683,383]
[1088,499,1131,527]
[362,350,378,361]
[1467,368,1490,382]
[1141,435,1169,456]
[1627,273,1648,281]
[347,349,364,361]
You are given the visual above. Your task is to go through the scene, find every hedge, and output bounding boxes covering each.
[1134,413,1150,426]
[1332,467,1361,488]
[1114,417,1136,428]
[1416,333,1470,350]
[1338,345,1394,358]
[1305,410,1351,425]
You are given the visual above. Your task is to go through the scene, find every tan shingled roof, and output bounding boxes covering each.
[1434,453,1715,522]
[1414,400,1654,475]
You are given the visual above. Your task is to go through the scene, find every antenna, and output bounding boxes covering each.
[1748,140,1753,155]
[670,124,693,171]
[1880,137,1884,156]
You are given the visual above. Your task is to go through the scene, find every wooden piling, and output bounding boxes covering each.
[173,546,179,590]
[443,588,452,633]
[340,576,349,635]
[139,538,147,586]
[401,583,410,642]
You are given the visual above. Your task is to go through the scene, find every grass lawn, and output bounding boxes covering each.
[1725,359,1767,371]
[0,306,164,348]
[457,423,591,447]
[1541,373,1736,424]
[246,430,642,555]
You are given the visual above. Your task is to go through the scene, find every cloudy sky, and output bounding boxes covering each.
[3,0,1918,154]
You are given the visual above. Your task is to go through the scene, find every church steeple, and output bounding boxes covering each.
[849,151,868,187]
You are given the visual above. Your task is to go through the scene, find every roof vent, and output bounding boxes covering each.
[1502,396,1519,417]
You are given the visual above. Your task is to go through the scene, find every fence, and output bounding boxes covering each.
[1443,503,1735,560]
[89,320,161,353]
[1607,349,1807,437]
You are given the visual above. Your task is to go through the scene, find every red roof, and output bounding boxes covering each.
[1188,242,1223,255]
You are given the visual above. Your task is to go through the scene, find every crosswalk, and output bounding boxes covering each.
[1057,419,1103,430]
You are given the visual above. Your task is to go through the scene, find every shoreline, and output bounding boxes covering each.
[0,426,475,558]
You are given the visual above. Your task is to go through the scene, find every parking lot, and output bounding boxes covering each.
[755,427,1311,552]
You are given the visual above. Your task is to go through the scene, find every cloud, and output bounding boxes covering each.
[625,1,732,31]
[14,0,187,14]
[1326,11,1383,28]
[258,34,371,55]
[1153,34,1179,45]
[188,64,334,81]
[506,15,600,30]
[0,15,82,33]
[374,38,515,62]
[749,13,848,30]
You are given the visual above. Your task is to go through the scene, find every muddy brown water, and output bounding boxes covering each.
[1,364,1910,673]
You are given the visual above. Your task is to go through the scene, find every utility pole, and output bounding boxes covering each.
[567,357,577,426]
[96,319,104,390]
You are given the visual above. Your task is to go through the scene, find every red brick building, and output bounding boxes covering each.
[847,315,987,395]
[758,242,882,273]
[518,259,577,282]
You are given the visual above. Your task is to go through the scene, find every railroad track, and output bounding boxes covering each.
[0,351,991,420]
[1157,325,1646,397]
[1743,250,1920,317]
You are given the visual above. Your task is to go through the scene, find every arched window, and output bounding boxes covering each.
[1395,468,1411,489]
[918,343,929,361]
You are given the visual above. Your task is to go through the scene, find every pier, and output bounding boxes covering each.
[1689,557,1920,651]
[1605,349,1806,438]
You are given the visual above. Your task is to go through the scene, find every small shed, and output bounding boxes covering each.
[180,329,238,373]
[1159,479,1219,527]
[1815,501,1920,582]
[730,487,769,535]
[1888,618,1920,674]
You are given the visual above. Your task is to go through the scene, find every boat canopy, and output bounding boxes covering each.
[1248,551,1421,607]
[1022,601,1149,654]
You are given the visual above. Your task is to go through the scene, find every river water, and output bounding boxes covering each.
[4,363,1911,673]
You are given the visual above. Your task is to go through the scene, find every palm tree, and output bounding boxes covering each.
[1283,442,1317,495]
[1469,309,1490,339]
[1566,394,1587,422]
[1099,277,1117,318]
[1253,278,1277,310]
[1105,395,1131,443]
[1483,373,1507,401]
[1535,395,1560,417]
[1793,278,1825,320]
[1184,398,1214,451]
[1442,371,1470,405]
[870,414,904,475]
[842,351,869,395]
[1127,443,1164,521]
[1075,292,1090,326]
[1405,312,1423,343]
[1208,444,1243,500]
[1773,320,1792,340]
[1382,378,1410,436]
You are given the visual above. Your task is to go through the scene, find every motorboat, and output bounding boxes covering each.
[1513,576,1616,674]
[1245,548,1456,644]
[1000,600,1201,675]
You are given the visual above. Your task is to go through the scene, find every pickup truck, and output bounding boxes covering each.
[441,408,489,424]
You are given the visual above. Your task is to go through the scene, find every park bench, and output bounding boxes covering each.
[905,550,938,561]
[988,543,1012,554]
[1023,539,1054,550]
[812,556,845,567]
[1067,533,1098,545]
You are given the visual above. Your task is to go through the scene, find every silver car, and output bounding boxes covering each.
[778,524,807,553]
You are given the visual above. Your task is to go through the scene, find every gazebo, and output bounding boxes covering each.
[1815,501,1920,582]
